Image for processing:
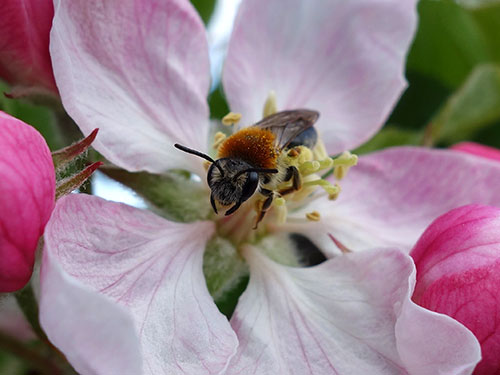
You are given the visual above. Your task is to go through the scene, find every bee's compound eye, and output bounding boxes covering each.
[240,171,259,202]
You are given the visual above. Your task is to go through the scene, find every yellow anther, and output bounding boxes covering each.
[328,183,341,200]
[333,151,358,167]
[274,196,286,206]
[263,90,277,118]
[318,157,333,170]
[222,112,242,126]
[334,165,346,180]
[212,131,226,150]
[332,151,358,180]
[306,211,321,222]
[297,147,313,164]
[299,160,320,175]
[288,148,300,158]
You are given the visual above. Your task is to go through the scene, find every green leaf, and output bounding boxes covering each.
[0,81,63,150]
[101,167,213,223]
[407,0,490,89]
[190,0,216,25]
[353,126,422,154]
[208,85,230,120]
[430,63,500,144]
[469,1,500,62]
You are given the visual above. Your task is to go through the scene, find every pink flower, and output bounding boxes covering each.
[39,0,500,373]
[0,0,57,95]
[452,142,500,163]
[411,205,500,375]
[0,111,55,292]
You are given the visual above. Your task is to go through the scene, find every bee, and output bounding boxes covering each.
[174,109,319,227]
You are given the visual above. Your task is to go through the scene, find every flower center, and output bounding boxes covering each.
[210,92,358,246]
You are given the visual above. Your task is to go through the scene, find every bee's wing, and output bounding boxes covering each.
[253,109,319,151]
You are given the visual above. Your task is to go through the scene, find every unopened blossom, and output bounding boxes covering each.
[40,0,500,374]
[0,0,57,95]
[452,142,500,162]
[411,204,500,375]
[0,111,55,292]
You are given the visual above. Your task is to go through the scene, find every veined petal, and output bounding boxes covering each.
[40,245,143,375]
[0,112,55,292]
[0,0,57,93]
[287,147,500,254]
[50,0,210,174]
[227,246,479,374]
[411,205,500,375]
[42,194,237,374]
[223,0,417,153]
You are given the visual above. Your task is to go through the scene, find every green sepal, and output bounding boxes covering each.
[100,167,213,223]
[56,162,102,200]
[203,236,249,318]
[51,129,98,171]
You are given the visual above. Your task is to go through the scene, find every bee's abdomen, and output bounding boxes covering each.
[218,127,278,169]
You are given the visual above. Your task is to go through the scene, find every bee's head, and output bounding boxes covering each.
[207,158,262,215]
[174,144,277,216]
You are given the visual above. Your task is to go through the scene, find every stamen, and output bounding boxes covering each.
[299,160,321,175]
[222,112,242,126]
[213,131,226,150]
[332,151,358,180]
[303,179,340,197]
[306,211,321,221]
[263,90,277,118]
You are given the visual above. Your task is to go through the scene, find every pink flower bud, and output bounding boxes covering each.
[452,142,500,163]
[0,0,57,95]
[411,204,500,375]
[0,111,55,292]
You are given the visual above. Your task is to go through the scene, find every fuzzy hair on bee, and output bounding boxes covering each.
[174,109,319,226]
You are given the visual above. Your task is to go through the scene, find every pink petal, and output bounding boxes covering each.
[42,194,237,374]
[411,204,500,375]
[0,0,57,93]
[227,246,479,374]
[452,142,500,163]
[40,246,143,375]
[287,147,500,254]
[223,0,417,153]
[0,111,55,292]
[50,0,210,174]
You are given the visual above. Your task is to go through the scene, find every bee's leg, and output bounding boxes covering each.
[253,188,274,229]
[279,166,301,196]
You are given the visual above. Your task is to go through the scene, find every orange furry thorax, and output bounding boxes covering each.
[218,127,278,169]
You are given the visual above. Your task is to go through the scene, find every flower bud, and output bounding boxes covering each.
[0,0,57,96]
[411,204,500,375]
[0,111,55,292]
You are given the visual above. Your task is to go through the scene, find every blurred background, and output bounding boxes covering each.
[1,0,500,372]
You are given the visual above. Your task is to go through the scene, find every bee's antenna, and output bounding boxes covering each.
[174,143,225,176]
[233,168,279,180]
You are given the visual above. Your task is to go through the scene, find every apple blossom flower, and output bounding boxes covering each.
[452,142,500,162]
[0,0,57,96]
[411,204,500,375]
[39,0,500,373]
[0,111,55,292]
